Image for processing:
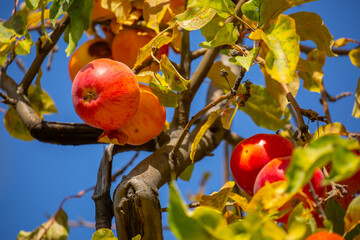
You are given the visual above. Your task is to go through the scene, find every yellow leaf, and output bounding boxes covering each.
[26,9,50,28]
[344,195,360,235]
[101,0,132,24]
[353,77,360,118]
[98,129,128,145]
[334,38,353,48]
[349,47,360,68]
[220,107,237,130]
[289,11,335,57]
[298,49,326,92]
[314,122,348,139]
[199,181,235,212]
[249,28,264,40]
[143,0,171,32]
[190,110,221,162]
[248,181,294,216]
[228,192,249,212]
[261,15,300,83]
[4,106,34,141]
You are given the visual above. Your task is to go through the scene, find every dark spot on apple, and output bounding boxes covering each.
[134,129,139,133]
[88,41,112,58]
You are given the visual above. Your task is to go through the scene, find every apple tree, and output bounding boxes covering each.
[1,0,360,239]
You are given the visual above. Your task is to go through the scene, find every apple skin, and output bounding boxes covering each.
[72,58,140,130]
[68,38,112,82]
[119,84,166,146]
[111,28,169,69]
[253,157,326,224]
[230,134,294,196]
[306,231,344,240]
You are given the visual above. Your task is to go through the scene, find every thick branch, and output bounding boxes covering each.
[113,86,228,240]
[92,144,114,230]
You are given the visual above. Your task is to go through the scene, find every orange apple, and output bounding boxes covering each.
[111,28,169,69]
[68,38,112,82]
[119,84,166,145]
[306,231,344,240]
[72,58,140,130]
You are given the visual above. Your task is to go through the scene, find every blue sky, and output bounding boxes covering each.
[0,1,360,239]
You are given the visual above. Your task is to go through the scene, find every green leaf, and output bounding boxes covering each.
[0,11,32,59]
[287,202,316,238]
[179,164,194,181]
[289,11,335,57]
[200,22,238,49]
[252,15,300,83]
[207,61,236,91]
[314,122,348,139]
[238,83,290,130]
[298,49,326,92]
[353,78,360,118]
[50,0,73,25]
[159,55,190,92]
[349,47,360,68]
[325,199,346,236]
[4,106,34,141]
[233,211,288,239]
[190,110,222,162]
[199,181,235,212]
[241,0,262,23]
[175,7,217,31]
[168,182,211,240]
[187,0,236,17]
[344,196,360,235]
[242,0,317,27]
[28,85,58,115]
[149,81,180,108]
[91,228,117,240]
[64,0,93,56]
[229,47,260,71]
[17,208,69,240]
[286,135,360,194]
[25,0,41,9]
[200,14,226,42]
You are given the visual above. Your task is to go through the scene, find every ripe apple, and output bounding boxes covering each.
[72,58,140,130]
[119,84,166,146]
[306,231,344,240]
[91,0,115,22]
[253,157,326,224]
[68,38,112,82]
[111,28,169,69]
[230,133,294,195]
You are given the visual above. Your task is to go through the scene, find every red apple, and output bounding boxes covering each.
[253,157,326,223]
[72,58,140,130]
[230,134,294,195]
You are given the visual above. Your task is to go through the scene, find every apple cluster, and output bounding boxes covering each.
[68,1,176,146]
[230,134,326,224]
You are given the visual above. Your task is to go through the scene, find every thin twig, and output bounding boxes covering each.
[326,91,352,102]
[320,81,331,124]
[47,45,58,71]
[15,58,27,74]
[300,44,351,56]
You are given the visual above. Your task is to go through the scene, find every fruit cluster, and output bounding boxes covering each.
[230,133,360,225]
[68,0,181,145]
[230,134,326,224]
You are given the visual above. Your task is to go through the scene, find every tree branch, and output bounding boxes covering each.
[92,144,115,230]
[113,86,229,239]
[300,44,351,56]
